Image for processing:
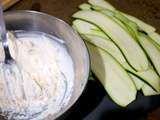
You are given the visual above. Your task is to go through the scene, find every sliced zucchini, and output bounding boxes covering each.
[88,0,115,11]
[81,34,126,64]
[88,0,155,34]
[98,9,138,40]
[81,32,159,91]
[81,34,139,72]
[138,33,160,76]
[149,32,160,47]
[72,19,108,39]
[111,11,139,38]
[130,74,144,90]
[94,9,129,31]
[73,10,149,71]
[142,84,160,96]
[79,3,91,10]
[122,13,156,34]
[128,69,160,92]
[91,7,138,33]
[91,5,106,11]
[86,42,137,107]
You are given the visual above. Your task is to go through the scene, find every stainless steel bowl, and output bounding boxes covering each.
[4,10,90,120]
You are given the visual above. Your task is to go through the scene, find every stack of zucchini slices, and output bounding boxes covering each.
[72,0,160,107]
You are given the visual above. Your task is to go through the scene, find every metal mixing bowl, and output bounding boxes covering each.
[4,10,90,120]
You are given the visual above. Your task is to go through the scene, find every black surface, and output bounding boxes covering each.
[65,79,160,120]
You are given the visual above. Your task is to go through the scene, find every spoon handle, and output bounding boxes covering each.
[0,3,13,63]
[0,3,7,41]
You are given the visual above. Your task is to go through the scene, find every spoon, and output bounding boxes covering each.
[0,3,26,100]
[0,3,13,64]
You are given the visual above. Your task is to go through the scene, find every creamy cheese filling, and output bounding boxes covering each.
[0,31,74,120]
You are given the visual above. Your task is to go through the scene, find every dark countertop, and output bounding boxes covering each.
[6,0,160,120]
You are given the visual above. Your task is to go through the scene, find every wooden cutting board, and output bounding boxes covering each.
[2,0,20,10]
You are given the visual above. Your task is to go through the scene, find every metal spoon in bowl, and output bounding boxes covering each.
[0,4,13,64]
[0,4,26,100]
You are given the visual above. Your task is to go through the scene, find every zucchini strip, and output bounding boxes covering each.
[130,74,144,90]
[138,33,160,76]
[122,13,156,34]
[73,10,149,71]
[88,0,115,11]
[142,84,160,96]
[127,69,160,92]
[149,32,160,47]
[86,42,136,107]
[80,34,160,92]
[79,3,91,10]
[72,19,108,39]
[81,34,126,64]
[97,9,139,40]
[88,0,156,34]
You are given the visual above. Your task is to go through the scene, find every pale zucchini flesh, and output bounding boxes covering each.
[82,34,160,93]
[111,11,139,39]
[72,19,108,39]
[130,74,144,90]
[94,8,138,34]
[97,9,130,32]
[74,0,160,100]
[81,34,126,64]
[142,84,160,96]
[128,69,160,92]
[98,9,138,40]
[91,5,106,11]
[122,13,156,34]
[80,34,137,72]
[72,19,135,71]
[79,3,91,10]
[138,33,160,76]
[73,10,149,71]
[149,32,160,47]
[86,42,136,107]
[79,31,159,92]
[88,0,155,34]
[88,0,115,11]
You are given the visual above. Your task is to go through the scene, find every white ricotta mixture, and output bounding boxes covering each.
[0,31,74,120]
